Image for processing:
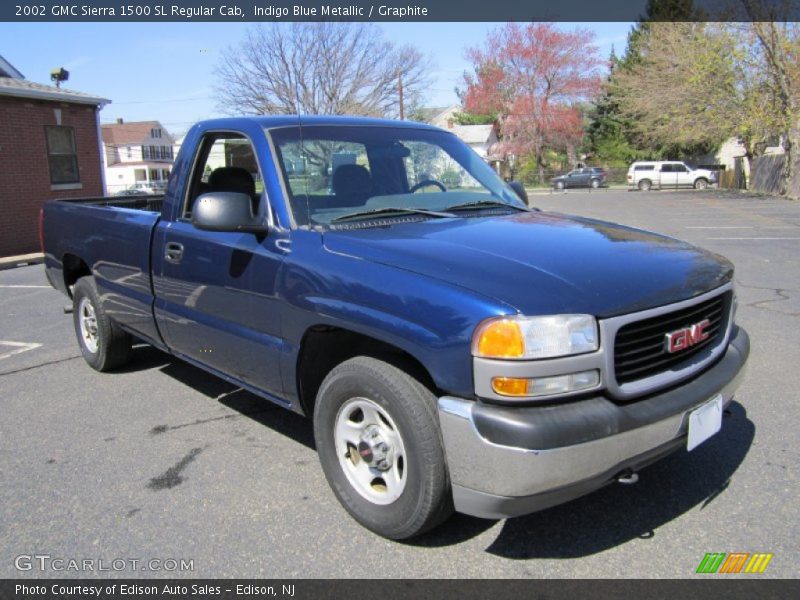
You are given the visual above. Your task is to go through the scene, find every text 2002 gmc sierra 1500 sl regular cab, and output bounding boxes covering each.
[41,116,749,539]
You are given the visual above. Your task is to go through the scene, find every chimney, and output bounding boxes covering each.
[116,118,123,125]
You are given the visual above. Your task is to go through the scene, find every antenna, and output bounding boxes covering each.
[50,68,69,88]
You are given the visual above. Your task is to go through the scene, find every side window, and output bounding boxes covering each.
[183,133,262,218]
[45,126,80,184]
[674,164,688,172]
[635,164,654,171]
[660,164,673,172]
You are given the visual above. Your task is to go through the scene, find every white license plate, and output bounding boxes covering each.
[687,394,723,451]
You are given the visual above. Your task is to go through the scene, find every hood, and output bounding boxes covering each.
[322,211,733,318]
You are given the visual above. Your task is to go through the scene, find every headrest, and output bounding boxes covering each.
[333,164,372,199]
[208,166,256,197]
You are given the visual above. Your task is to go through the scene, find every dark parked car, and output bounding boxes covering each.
[551,167,607,190]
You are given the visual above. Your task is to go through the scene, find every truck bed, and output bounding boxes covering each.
[42,194,165,346]
[55,194,165,213]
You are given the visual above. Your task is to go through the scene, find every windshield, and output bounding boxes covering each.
[267,125,524,227]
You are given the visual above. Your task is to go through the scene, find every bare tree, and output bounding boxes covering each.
[741,14,800,196]
[215,23,429,118]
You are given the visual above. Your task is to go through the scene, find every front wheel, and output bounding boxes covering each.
[694,178,709,190]
[313,357,453,539]
[554,181,565,190]
[72,276,132,371]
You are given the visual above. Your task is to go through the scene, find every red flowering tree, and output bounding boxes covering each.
[461,23,603,180]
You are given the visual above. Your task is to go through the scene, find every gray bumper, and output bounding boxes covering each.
[438,326,749,519]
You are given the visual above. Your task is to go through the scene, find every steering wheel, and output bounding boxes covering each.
[409,179,447,193]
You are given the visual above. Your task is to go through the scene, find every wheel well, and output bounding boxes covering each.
[62,254,91,297]
[296,326,437,418]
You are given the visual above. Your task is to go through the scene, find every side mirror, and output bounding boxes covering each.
[192,192,266,235]
[508,181,529,205]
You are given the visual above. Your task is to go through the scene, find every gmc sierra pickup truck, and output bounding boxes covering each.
[42,116,749,539]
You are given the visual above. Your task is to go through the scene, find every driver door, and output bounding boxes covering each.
[152,130,286,398]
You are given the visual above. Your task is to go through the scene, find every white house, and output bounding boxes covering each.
[428,106,500,160]
[101,119,175,194]
[698,136,786,178]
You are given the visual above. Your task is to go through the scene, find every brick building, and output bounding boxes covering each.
[0,55,109,257]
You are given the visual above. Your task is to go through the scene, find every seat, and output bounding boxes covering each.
[332,164,373,206]
[207,166,258,211]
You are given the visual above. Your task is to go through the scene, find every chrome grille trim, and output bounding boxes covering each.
[599,282,734,401]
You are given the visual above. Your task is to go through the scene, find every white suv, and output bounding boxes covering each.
[627,161,717,191]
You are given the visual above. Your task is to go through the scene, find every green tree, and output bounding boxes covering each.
[586,48,640,165]
[612,23,740,157]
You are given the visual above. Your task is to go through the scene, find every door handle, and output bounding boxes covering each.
[165,242,184,263]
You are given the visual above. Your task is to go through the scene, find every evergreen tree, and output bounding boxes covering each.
[587,47,639,165]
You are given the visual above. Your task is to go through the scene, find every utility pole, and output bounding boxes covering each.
[398,70,405,120]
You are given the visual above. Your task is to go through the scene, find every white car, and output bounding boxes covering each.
[627,161,717,191]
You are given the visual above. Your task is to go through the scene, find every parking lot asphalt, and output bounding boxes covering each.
[1,189,798,578]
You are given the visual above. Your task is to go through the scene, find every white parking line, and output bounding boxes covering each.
[0,285,50,289]
[0,341,43,360]
[706,237,800,240]
[685,226,753,229]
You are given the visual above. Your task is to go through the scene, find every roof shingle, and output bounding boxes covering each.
[0,77,109,105]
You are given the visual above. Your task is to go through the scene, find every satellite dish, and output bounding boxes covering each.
[50,67,69,88]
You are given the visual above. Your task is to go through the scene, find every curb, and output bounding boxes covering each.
[0,253,44,271]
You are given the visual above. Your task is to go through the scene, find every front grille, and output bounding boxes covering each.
[613,292,731,385]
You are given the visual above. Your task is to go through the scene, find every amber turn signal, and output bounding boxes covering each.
[491,377,530,397]
[475,319,524,358]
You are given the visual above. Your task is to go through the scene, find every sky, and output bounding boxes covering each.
[0,21,632,137]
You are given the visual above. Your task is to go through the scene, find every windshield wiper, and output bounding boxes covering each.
[443,200,531,213]
[330,207,456,224]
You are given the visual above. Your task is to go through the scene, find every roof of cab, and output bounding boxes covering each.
[193,115,445,132]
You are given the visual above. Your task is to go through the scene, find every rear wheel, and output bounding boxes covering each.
[590,178,601,189]
[72,276,132,371]
[314,356,453,539]
[638,179,652,192]
[694,178,709,190]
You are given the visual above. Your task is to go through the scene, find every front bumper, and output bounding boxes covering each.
[438,326,749,519]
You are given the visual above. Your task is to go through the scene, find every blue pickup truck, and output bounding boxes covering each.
[41,116,749,539]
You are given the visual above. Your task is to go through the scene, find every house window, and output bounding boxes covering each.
[126,146,132,159]
[45,126,80,184]
[151,128,162,138]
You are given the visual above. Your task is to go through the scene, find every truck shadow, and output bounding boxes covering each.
[412,402,754,556]
[123,345,315,450]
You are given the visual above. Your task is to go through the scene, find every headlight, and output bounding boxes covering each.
[472,314,598,360]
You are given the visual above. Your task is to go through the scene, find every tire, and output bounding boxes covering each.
[555,181,565,190]
[313,356,453,539]
[694,178,709,190]
[638,179,652,192]
[590,178,601,189]
[72,276,132,372]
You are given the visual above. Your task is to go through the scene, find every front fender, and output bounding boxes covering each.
[278,231,515,401]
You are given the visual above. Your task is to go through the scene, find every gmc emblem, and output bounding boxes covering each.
[664,319,711,353]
